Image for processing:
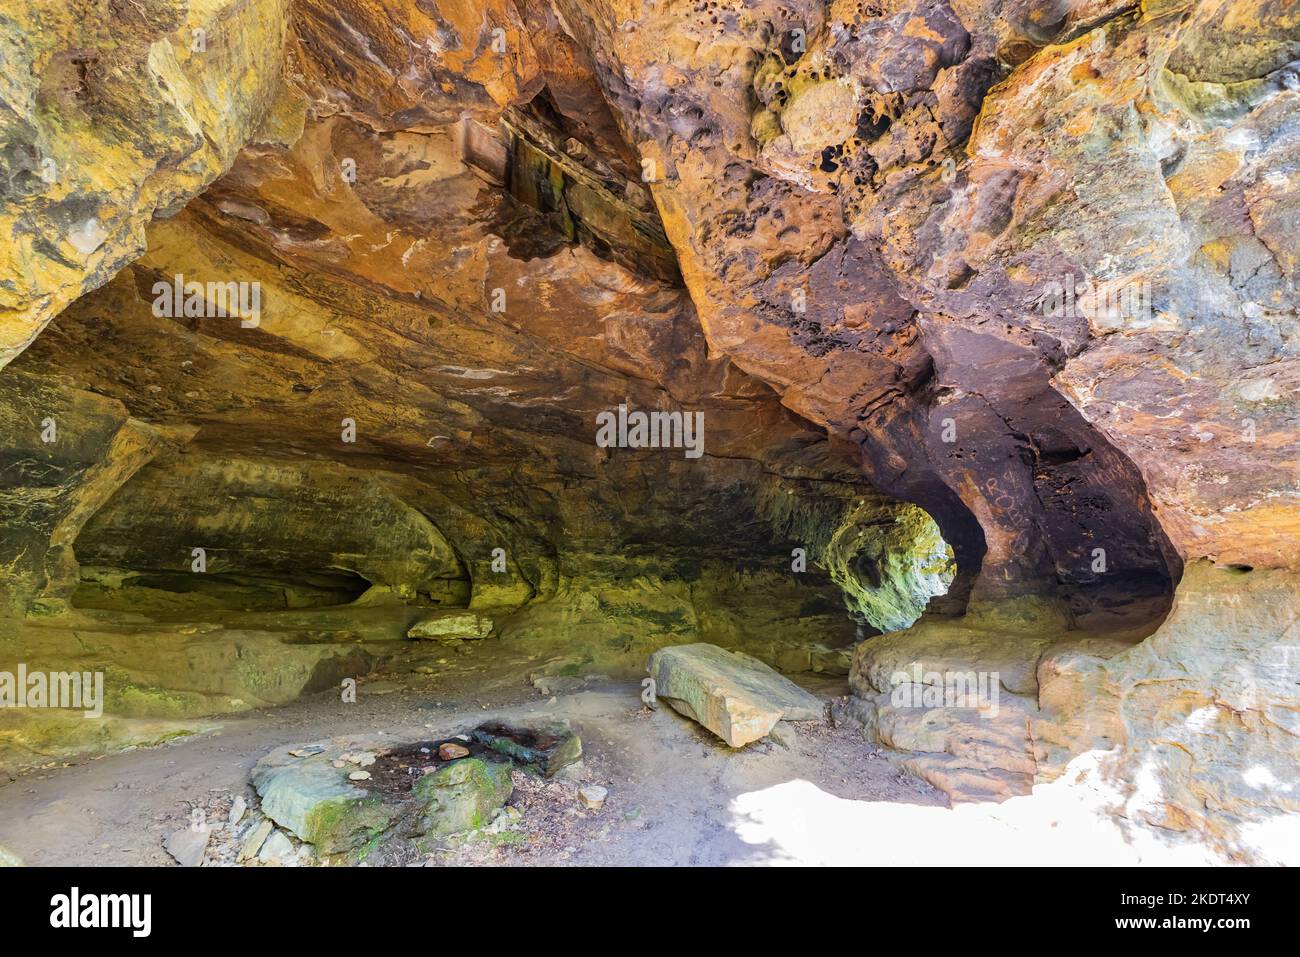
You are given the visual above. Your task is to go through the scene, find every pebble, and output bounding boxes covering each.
[767,722,797,749]
[237,818,273,862]
[578,785,608,811]
[164,826,210,867]
[258,830,295,864]
[227,796,247,828]
[348,770,372,781]
[438,743,470,760]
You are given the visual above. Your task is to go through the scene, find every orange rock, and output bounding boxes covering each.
[438,743,470,761]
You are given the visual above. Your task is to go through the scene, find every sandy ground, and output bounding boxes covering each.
[0,640,1248,867]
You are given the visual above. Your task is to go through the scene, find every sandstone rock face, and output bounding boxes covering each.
[1034,561,1300,857]
[845,560,1299,859]
[0,0,288,367]
[0,369,194,616]
[1,0,956,681]
[551,0,1200,615]
[648,643,824,746]
[845,617,1056,804]
[0,0,1297,857]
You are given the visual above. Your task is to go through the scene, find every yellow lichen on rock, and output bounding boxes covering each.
[0,0,289,368]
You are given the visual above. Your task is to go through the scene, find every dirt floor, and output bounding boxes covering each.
[0,639,1236,867]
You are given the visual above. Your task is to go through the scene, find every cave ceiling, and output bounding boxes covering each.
[2,0,1298,629]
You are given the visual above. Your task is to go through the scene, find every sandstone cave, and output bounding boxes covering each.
[0,0,1296,877]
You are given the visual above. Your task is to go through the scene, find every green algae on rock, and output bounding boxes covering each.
[470,720,583,777]
[252,747,396,854]
[413,757,514,840]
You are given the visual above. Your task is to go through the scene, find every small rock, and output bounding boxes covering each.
[237,818,273,862]
[578,785,608,811]
[164,826,210,867]
[767,721,798,749]
[484,805,524,834]
[227,796,248,828]
[553,759,585,783]
[258,830,295,864]
[348,770,372,781]
[438,742,470,760]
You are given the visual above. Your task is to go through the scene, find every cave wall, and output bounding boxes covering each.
[531,0,1295,853]
[0,0,1296,853]
[73,452,469,605]
[0,370,195,616]
[1033,562,1300,859]
[0,0,289,366]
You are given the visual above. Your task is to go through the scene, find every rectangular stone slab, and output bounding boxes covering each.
[407,610,494,640]
[647,643,824,747]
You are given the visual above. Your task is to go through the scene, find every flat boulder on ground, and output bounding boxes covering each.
[407,610,494,641]
[647,643,824,747]
[251,747,395,854]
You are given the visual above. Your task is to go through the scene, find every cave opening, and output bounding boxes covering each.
[70,567,373,614]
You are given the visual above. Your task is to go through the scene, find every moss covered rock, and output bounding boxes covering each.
[469,721,581,777]
[413,757,513,840]
[251,749,395,854]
